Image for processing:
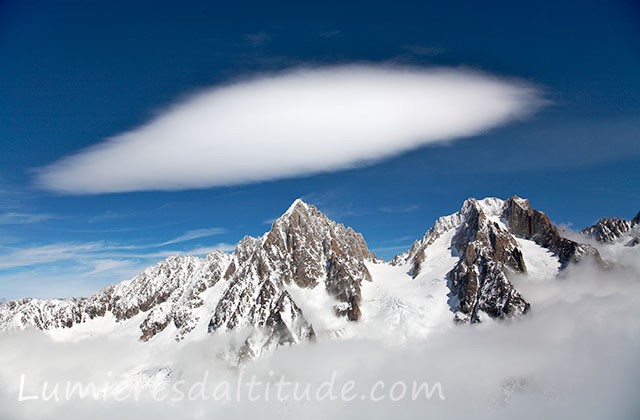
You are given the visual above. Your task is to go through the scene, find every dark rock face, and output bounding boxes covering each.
[264,200,371,320]
[447,199,530,323]
[450,253,530,323]
[503,197,604,267]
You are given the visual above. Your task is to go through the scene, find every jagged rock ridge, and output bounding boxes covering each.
[503,198,604,266]
[394,196,603,323]
[0,199,373,357]
[582,210,640,246]
[209,199,372,356]
[0,251,232,342]
[0,196,617,354]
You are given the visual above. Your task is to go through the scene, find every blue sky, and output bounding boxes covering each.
[1,0,639,299]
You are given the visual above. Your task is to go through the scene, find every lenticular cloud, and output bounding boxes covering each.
[37,65,543,194]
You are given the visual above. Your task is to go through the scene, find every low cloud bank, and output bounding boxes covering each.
[36,65,543,194]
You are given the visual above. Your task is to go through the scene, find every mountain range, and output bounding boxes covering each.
[1,196,637,359]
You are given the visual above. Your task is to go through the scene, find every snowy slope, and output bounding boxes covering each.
[358,227,459,341]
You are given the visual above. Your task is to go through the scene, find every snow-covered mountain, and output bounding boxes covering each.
[0,251,232,342]
[208,199,371,358]
[0,196,624,357]
[582,210,640,246]
[392,196,603,323]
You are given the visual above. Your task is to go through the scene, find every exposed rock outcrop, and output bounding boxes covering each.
[447,198,530,322]
[0,200,371,357]
[0,251,232,342]
[238,291,316,360]
[503,197,604,267]
[582,210,640,246]
[0,196,626,357]
[394,196,604,323]
[209,199,372,352]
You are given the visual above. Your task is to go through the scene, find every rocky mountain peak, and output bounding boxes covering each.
[209,199,372,356]
[263,199,371,288]
[446,197,529,322]
[395,195,604,323]
[0,196,625,359]
[581,209,640,246]
[282,197,310,217]
[395,197,509,273]
[582,217,632,244]
[503,197,604,267]
[460,196,507,217]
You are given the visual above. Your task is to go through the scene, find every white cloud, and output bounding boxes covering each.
[401,44,446,57]
[371,244,414,254]
[0,212,55,224]
[0,229,233,298]
[379,204,419,213]
[183,243,237,255]
[36,65,544,194]
[0,242,106,270]
[244,31,271,46]
[159,228,226,246]
[0,257,639,419]
[317,29,341,38]
[0,233,230,271]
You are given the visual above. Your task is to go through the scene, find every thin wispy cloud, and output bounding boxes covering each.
[0,183,33,209]
[379,204,419,213]
[401,44,445,57]
[86,258,137,275]
[36,65,544,194]
[0,212,55,224]
[87,210,130,223]
[318,29,341,38]
[159,227,226,246]
[244,31,271,46]
[262,217,277,226]
[185,243,236,254]
[0,239,238,299]
[371,244,414,254]
[0,226,228,271]
[0,242,104,270]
